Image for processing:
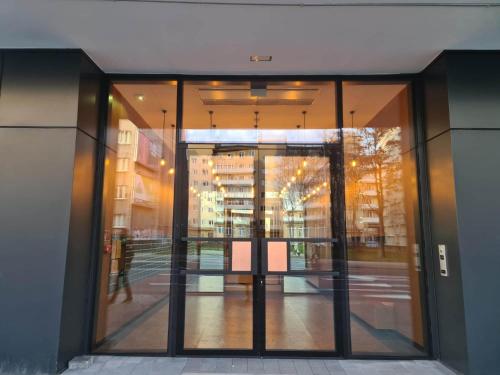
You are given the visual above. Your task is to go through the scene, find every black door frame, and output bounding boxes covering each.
[173,142,346,357]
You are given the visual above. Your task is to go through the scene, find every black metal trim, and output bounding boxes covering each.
[108,74,419,82]
[412,77,440,359]
[167,80,186,355]
[86,76,110,352]
[0,51,4,97]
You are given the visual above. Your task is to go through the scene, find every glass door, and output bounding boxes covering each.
[178,144,342,355]
[181,146,258,352]
[258,146,341,354]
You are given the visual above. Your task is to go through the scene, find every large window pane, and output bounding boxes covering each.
[182,81,338,143]
[343,82,426,356]
[94,81,177,352]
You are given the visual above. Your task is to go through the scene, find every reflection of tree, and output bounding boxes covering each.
[345,127,402,257]
[273,157,329,238]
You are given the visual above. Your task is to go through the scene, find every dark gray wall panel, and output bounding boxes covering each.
[423,55,450,141]
[0,128,77,374]
[76,55,102,139]
[426,131,468,374]
[0,51,80,127]
[451,129,500,375]
[57,130,97,371]
[447,53,500,131]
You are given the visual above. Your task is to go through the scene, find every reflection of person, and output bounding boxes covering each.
[109,232,134,304]
[310,248,320,271]
[238,275,252,301]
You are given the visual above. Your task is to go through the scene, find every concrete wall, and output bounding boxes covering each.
[423,51,500,375]
[0,50,103,374]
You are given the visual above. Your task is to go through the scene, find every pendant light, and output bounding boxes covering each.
[254,111,259,129]
[160,109,167,167]
[350,110,357,168]
[209,110,216,128]
[168,123,175,175]
[297,110,307,129]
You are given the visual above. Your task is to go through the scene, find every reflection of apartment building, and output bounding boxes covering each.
[113,119,164,239]
[189,150,255,237]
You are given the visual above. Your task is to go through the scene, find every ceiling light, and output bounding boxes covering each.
[250,55,272,62]
[135,94,145,101]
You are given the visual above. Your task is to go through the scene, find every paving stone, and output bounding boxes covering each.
[262,358,281,374]
[247,358,264,373]
[231,358,248,373]
[278,358,297,374]
[61,356,457,375]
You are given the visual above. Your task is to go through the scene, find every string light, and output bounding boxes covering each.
[160,109,167,167]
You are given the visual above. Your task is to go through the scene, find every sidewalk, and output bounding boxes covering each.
[63,356,458,375]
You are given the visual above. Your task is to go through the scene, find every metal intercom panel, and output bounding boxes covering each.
[438,244,449,277]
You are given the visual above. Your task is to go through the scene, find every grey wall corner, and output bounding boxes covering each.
[422,53,469,374]
[0,49,104,375]
[423,50,500,375]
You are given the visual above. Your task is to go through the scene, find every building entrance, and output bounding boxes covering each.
[174,143,345,355]
[93,79,429,359]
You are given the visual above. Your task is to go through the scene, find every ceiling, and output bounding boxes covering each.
[114,80,405,131]
[6,0,496,74]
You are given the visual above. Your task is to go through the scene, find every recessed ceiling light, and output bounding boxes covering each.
[250,55,272,62]
[135,94,145,101]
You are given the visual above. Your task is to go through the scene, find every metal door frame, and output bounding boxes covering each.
[172,142,347,357]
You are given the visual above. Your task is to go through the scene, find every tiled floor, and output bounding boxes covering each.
[63,356,458,375]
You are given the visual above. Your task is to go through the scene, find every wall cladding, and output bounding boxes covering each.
[0,50,102,375]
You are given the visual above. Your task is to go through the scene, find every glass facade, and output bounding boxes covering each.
[343,82,425,355]
[94,82,177,352]
[93,79,427,357]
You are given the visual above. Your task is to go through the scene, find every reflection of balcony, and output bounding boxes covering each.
[231,218,251,225]
[224,204,254,210]
[360,217,379,224]
[216,168,254,174]
[283,217,305,223]
[360,203,379,209]
[223,192,253,199]
[214,179,254,186]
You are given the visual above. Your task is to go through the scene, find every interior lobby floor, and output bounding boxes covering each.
[100,294,421,355]
[63,356,457,375]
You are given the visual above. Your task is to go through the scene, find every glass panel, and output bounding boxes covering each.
[186,241,226,271]
[188,150,255,238]
[184,274,253,349]
[232,241,252,272]
[343,81,426,356]
[290,241,333,272]
[94,81,177,352]
[182,81,338,143]
[263,155,332,238]
[267,241,288,272]
[266,275,335,351]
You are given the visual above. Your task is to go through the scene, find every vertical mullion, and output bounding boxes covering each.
[334,79,351,357]
[167,80,187,356]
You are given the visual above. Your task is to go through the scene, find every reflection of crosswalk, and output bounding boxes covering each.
[349,272,411,300]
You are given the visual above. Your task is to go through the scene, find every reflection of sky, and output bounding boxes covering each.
[182,129,339,144]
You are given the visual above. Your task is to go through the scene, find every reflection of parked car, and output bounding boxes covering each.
[366,240,379,248]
